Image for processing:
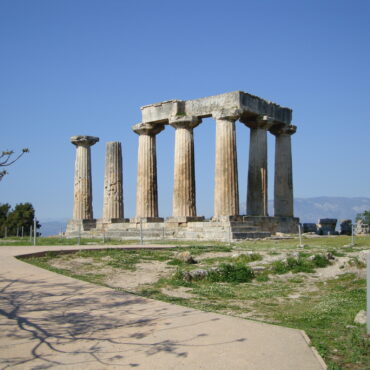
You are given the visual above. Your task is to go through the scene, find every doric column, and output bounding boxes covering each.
[270,125,297,217]
[132,123,164,219]
[103,141,124,221]
[213,110,241,218]
[241,116,273,216]
[169,115,201,219]
[70,135,99,220]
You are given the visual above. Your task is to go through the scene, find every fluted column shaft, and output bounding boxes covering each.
[170,116,200,217]
[71,135,99,220]
[271,125,296,217]
[103,142,124,220]
[248,127,268,216]
[241,116,273,216]
[133,123,164,218]
[214,113,240,217]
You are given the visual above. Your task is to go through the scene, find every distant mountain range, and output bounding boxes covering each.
[39,197,370,236]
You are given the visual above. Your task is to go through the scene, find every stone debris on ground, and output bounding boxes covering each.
[354,310,367,325]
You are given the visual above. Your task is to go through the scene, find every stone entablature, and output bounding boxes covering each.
[140,91,292,125]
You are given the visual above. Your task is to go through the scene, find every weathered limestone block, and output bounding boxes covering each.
[270,125,296,217]
[317,218,337,235]
[103,142,124,221]
[140,91,292,125]
[340,219,352,235]
[213,110,241,218]
[241,115,274,216]
[70,135,99,220]
[132,123,164,219]
[169,115,201,218]
[355,219,369,234]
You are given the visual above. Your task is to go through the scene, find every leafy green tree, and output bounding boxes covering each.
[2,203,41,236]
[0,203,11,236]
[355,210,370,225]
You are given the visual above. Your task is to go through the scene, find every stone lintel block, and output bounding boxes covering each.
[165,216,205,223]
[140,91,292,126]
[70,135,99,147]
[129,217,164,223]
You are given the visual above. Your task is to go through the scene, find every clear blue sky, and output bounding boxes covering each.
[1,0,369,221]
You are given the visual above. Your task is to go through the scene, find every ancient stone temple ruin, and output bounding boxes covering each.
[66,91,299,240]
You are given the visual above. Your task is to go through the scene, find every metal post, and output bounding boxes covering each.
[298,224,304,247]
[33,218,36,246]
[4,226,7,239]
[351,224,355,246]
[21,226,24,238]
[29,226,32,242]
[103,231,106,244]
[78,224,81,245]
[140,218,143,245]
[16,226,19,237]
[367,253,370,335]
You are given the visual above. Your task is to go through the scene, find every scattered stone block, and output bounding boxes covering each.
[175,251,197,264]
[354,310,367,325]
[317,219,337,235]
[340,219,352,235]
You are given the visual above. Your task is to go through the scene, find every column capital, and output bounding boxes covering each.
[270,124,297,136]
[70,135,99,147]
[240,115,275,130]
[132,122,164,136]
[169,115,201,129]
[212,109,243,121]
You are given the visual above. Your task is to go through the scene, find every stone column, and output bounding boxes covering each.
[103,141,124,221]
[169,115,203,220]
[270,125,296,217]
[132,123,164,220]
[70,135,99,220]
[213,111,241,218]
[241,116,273,216]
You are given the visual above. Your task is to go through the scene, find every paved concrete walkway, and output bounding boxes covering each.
[0,245,326,369]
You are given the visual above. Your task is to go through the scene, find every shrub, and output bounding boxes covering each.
[312,254,331,268]
[208,263,255,283]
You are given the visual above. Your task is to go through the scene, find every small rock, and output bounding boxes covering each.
[354,310,367,325]
[188,269,208,281]
[358,250,369,265]
[345,325,356,329]
[175,251,197,264]
[308,255,315,261]
[252,266,266,272]
[326,252,336,260]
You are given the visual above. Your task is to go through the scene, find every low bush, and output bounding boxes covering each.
[208,263,255,283]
